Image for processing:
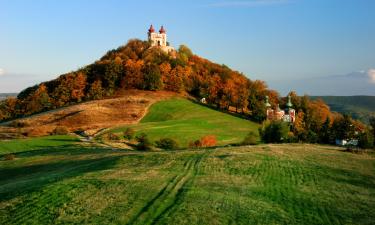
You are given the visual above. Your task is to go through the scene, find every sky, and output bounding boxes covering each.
[1,0,375,95]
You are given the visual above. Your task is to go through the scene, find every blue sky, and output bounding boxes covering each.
[1,0,375,95]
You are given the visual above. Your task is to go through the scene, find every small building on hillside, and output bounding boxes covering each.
[265,95,296,123]
[148,25,175,54]
[335,139,358,146]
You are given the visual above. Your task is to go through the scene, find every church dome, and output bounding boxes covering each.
[159,26,166,34]
[148,25,155,33]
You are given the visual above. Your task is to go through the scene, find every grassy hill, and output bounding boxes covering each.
[311,96,375,123]
[1,136,374,224]
[105,98,259,147]
[0,90,177,138]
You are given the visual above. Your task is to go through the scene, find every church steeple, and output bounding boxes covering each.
[148,24,155,33]
[264,96,271,108]
[286,95,293,108]
[159,25,166,34]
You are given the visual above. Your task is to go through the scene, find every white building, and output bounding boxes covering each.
[148,25,175,54]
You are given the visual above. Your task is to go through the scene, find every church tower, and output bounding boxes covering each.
[147,25,174,53]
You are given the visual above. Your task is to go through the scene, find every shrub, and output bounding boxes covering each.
[123,128,135,140]
[259,120,289,143]
[190,135,217,148]
[4,154,15,161]
[155,138,179,150]
[136,133,152,151]
[242,131,258,145]
[189,140,202,148]
[201,135,217,147]
[52,126,69,135]
[107,133,120,141]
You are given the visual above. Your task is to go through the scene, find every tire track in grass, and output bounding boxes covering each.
[151,151,209,225]
[127,151,209,225]
[126,156,196,225]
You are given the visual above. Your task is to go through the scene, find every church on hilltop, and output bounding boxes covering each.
[148,25,175,54]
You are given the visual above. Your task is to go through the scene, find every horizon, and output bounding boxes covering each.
[1,0,375,95]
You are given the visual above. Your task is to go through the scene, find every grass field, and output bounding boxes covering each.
[1,136,374,225]
[106,98,259,147]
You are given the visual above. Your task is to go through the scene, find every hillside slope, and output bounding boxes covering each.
[107,98,259,147]
[311,96,375,123]
[0,90,178,138]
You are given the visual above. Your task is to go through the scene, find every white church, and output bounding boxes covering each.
[148,25,175,54]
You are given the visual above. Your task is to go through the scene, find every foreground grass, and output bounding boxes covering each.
[1,138,374,225]
[107,98,259,147]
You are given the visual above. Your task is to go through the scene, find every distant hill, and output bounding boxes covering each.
[0,93,17,101]
[269,71,375,96]
[310,96,375,123]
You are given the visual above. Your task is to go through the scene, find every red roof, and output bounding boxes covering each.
[148,25,155,33]
[159,26,166,34]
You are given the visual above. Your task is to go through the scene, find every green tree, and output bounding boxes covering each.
[103,62,123,95]
[155,138,179,150]
[259,120,290,143]
[358,129,374,149]
[319,117,332,144]
[369,116,375,146]
[143,64,162,90]
[332,114,355,140]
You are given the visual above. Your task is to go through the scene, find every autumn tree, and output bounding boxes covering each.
[164,65,185,92]
[71,72,87,102]
[247,80,269,122]
[25,84,51,114]
[177,45,193,65]
[86,80,104,100]
[122,59,144,89]
[0,97,18,120]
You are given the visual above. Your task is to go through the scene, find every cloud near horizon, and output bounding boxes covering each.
[0,68,5,76]
[368,69,375,84]
[208,0,291,7]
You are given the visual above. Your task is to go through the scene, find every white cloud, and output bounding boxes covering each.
[208,0,291,7]
[0,68,5,76]
[368,69,375,84]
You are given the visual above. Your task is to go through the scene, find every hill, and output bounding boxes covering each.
[1,136,374,224]
[104,98,259,147]
[0,90,177,138]
[310,96,375,123]
[0,39,257,123]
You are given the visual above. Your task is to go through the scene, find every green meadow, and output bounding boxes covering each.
[0,136,374,225]
[107,98,259,147]
[1,99,374,224]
